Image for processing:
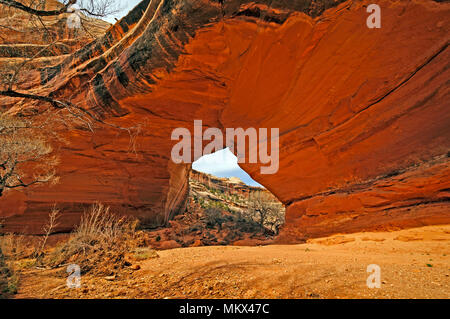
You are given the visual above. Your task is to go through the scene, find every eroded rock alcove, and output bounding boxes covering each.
[0,0,449,240]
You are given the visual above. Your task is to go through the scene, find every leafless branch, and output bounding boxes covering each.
[0,0,77,16]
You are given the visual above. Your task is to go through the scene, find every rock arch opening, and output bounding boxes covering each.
[0,0,448,240]
[192,148,262,187]
[188,148,286,239]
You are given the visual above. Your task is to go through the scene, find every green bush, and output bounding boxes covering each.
[0,246,18,298]
[204,207,227,229]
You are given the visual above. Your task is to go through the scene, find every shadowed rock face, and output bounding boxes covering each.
[0,0,449,238]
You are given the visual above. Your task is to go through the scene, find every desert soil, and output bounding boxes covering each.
[15,225,450,299]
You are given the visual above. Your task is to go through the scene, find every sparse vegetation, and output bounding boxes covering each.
[0,233,27,260]
[233,210,262,233]
[199,196,282,237]
[46,203,146,275]
[0,232,26,298]
[132,247,159,261]
[0,203,162,297]
[187,172,285,243]
[34,205,60,261]
[0,246,18,297]
[0,114,59,197]
[246,191,284,234]
[204,207,228,229]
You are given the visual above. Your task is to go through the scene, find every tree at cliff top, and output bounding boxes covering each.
[0,0,117,102]
[0,114,59,197]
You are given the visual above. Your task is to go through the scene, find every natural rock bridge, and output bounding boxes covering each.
[1,0,449,240]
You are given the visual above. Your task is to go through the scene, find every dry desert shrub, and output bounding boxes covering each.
[246,191,284,234]
[0,223,43,297]
[47,203,141,275]
[0,233,27,260]
[0,114,60,198]
[34,205,61,261]
[0,246,18,298]
[0,234,24,297]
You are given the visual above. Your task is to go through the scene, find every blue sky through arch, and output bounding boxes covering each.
[192,148,262,187]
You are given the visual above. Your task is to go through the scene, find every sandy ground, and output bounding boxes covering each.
[14,225,450,299]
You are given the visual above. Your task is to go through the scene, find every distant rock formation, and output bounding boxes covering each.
[190,170,263,197]
[189,169,282,214]
[0,0,449,239]
[145,169,284,249]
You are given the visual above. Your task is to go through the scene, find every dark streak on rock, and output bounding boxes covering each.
[91,73,128,116]
[40,64,61,85]
[113,61,129,88]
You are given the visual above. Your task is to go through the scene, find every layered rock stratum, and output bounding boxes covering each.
[0,0,449,240]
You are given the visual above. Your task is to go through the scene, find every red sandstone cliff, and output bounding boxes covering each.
[0,0,449,239]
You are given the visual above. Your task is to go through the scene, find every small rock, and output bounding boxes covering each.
[104,275,116,281]
[159,240,182,250]
[192,239,203,247]
[130,264,141,271]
